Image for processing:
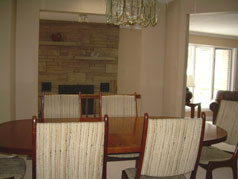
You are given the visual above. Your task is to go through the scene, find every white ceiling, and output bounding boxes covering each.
[189,12,238,39]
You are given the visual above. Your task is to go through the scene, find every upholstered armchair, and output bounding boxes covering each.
[210,90,238,123]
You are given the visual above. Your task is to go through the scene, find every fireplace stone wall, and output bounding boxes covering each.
[38,20,119,111]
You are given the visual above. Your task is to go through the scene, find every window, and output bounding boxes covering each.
[187,44,234,108]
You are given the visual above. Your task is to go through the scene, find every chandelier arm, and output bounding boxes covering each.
[137,0,142,23]
[120,0,123,25]
[151,0,158,26]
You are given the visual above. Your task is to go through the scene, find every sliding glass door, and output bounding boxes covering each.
[213,48,232,98]
[187,44,233,108]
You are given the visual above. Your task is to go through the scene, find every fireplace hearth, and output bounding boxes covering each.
[58,85,94,94]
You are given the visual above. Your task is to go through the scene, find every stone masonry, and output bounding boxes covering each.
[38,20,119,110]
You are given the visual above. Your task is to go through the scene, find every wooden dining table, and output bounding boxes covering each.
[0,117,227,155]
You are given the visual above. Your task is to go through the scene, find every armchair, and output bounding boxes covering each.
[209,90,238,123]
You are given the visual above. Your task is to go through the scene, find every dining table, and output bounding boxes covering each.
[0,117,227,156]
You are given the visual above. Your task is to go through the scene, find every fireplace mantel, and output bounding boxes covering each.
[39,41,116,61]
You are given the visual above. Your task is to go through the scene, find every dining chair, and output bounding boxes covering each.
[101,93,140,161]
[199,100,238,179]
[79,93,101,118]
[41,93,80,118]
[32,115,108,179]
[122,113,205,179]
[101,93,140,118]
[0,156,26,179]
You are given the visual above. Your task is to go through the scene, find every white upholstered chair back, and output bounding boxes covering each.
[215,100,238,145]
[101,94,137,117]
[36,122,105,179]
[141,117,203,177]
[43,94,80,118]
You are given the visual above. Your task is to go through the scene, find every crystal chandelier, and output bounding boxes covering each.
[106,0,158,28]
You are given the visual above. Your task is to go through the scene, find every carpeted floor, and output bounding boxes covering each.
[22,157,236,179]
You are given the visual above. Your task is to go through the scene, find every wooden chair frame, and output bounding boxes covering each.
[79,93,101,118]
[32,115,108,179]
[199,145,238,179]
[40,92,45,118]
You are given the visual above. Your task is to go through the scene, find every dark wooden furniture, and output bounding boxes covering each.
[79,93,101,118]
[0,117,227,156]
[200,146,238,179]
[186,101,201,118]
[32,115,108,179]
[122,113,206,179]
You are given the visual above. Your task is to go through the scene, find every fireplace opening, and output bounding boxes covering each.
[58,85,94,115]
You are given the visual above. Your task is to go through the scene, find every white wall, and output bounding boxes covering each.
[117,29,142,94]
[0,0,16,123]
[117,29,143,115]
[163,0,190,117]
[15,0,40,119]
[163,0,238,117]
[140,4,166,115]
[117,4,166,116]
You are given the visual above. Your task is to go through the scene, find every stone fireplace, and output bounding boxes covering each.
[38,20,119,112]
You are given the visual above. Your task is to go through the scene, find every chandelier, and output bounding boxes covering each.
[106,0,158,28]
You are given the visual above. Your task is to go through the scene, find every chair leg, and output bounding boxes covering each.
[121,170,129,179]
[204,159,238,179]
[206,167,213,179]
[231,161,237,179]
[135,158,139,168]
